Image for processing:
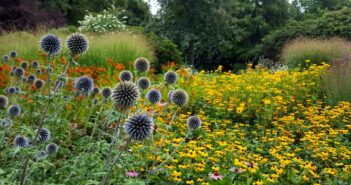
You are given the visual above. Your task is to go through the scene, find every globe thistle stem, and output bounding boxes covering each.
[146,129,192,183]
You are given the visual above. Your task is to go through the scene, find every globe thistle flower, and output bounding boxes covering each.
[34,150,48,161]
[101,87,111,100]
[74,76,94,96]
[134,57,150,72]
[20,61,29,69]
[34,79,45,89]
[6,87,16,95]
[167,90,174,102]
[0,118,12,127]
[93,86,100,95]
[37,128,51,142]
[46,143,59,154]
[146,89,161,104]
[119,70,133,82]
[31,60,40,68]
[40,34,61,56]
[137,77,150,90]
[124,113,154,141]
[0,95,9,109]
[13,135,29,147]
[2,55,9,62]
[187,116,201,129]
[14,67,25,78]
[66,33,89,55]
[164,71,178,84]
[27,74,36,84]
[171,89,188,107]
[112,82,140,111]
[9,50,17,58]
[7,104,21,117]
[35,69,41,74]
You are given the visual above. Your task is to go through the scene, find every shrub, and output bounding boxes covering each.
[282,38,351,68]
[78,8,126,33]
[323,55,351,105]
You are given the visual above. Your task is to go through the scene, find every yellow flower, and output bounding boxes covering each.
[186,180,194,185]
[263,99,271,105]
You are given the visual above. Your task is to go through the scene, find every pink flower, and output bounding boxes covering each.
[230,167,243,174]
[125,171,138,177]
[208,172,224,180]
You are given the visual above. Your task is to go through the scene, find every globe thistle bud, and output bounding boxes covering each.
[6,87,16,95]
[54,80,65,89]
[164,71,178,84]
[66,33,89,55]
[14,67,25,78]
[187,116,201,129]
[34,79,45,89]
[93,86,100,95]
[146,89,161,104]
[34,150,48,161]
[27,74,36,84]
[124,113,154,141]
[101,87,112,100]
[137,77,150,90]
[167,90,174,102]
[0,95,9,108]
[20,61,29,69]
[7,104,21,117]
[37,128,51,142]
[46,143,59,154]
[74,76,94,96]
[9,50,17,58]
[0,118,12,127]
[112,82,140,111]
[13,135,29,147]
[31,60,40,68]
[92,98,98,105]
[134,57,150,72]
[2,55,9,62]
[119,70,133,82]
[171,89,188,107]
[40,34,61,55]
[14,87,20,94]
[35,69,41,74]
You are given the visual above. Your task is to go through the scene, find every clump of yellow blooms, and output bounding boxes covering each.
[132,63,351,184]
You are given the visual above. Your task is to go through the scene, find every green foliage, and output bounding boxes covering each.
[78,8,126,33]
[281,38,351,68]
[148,33,183,72]
[258,7,351,61]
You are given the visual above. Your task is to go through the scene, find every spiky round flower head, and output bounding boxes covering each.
[101,87,112,100]
[2,55,9,62]
[119,70,133,82]
[112,82,140,111]
[124,113,154,141]
[74,76,94,96]
[31,60,40,68]
[137,77,150,90]
[93,87,100,95]
[171,89,188,107]
[40,34,61,55]
[46,143,59,154]
[0,95,9,109]
[37,128,51,142]
[66,33,89,55]
[167,90,174,102]
[27,74,36,84]
[34,79,45,89]
[20,61,29,69]
[35,69,41,74]
[187,116,201,129]
[34,150,48,161]
[9,50,17,58]
[0,118,12,127]
[14,67,25,78]
[164,71,178,84]
[6,87,16,95]
[13,135,28,147]
[146,89,161,104]
[7,104,21,117]
[134,57,150,72]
